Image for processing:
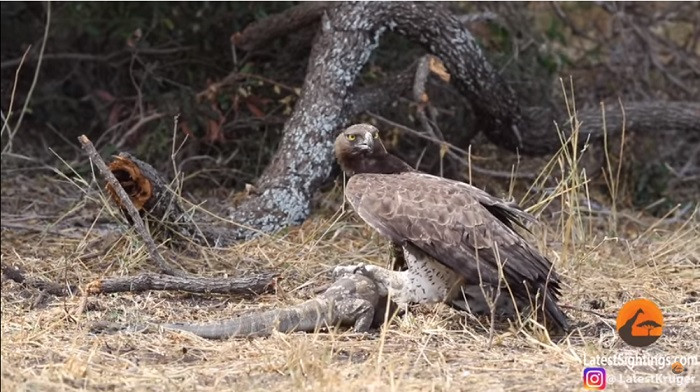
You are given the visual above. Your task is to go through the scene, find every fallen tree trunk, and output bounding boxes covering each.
[225,4,388,239]
[78,135,279,298]
[81,135,181,275]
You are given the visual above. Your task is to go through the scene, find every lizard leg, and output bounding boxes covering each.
[333,264,410,304]
[335,298,376,332]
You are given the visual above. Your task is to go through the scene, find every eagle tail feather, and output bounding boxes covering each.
[542,290,569,332]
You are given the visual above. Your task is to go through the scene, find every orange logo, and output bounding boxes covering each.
[616,299,663,347]
[671,362,684,374]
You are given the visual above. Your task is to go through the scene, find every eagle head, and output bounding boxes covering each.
[334,124,413,176]
[334,124,384,158]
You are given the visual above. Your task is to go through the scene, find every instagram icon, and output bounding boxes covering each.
[583,367,607,390]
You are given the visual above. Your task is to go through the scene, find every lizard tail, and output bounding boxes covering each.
[161,300,327,339]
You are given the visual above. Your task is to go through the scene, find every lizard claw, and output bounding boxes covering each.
[333,264,368,279]
[333,265,352,279]
[353,263,368,275]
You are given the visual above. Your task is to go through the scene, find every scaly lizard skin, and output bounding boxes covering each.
[92,273,388,339]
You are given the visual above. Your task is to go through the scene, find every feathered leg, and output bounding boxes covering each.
[334,248,463,306]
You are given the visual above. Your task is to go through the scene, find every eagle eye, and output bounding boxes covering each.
[373,132,379,139]
[346,134,356,141]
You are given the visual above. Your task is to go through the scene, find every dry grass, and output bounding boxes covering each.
[2,172,698,391]
[2,95,699,391]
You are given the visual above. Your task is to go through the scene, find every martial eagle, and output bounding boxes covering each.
[333,123,569,331]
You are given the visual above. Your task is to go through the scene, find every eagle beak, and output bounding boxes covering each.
[356,132,374,151]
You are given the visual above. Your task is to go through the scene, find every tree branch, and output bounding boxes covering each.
[521,101,700,155]
[85,272,277,296]
[231,2,330,52]
[224,3,387,239]
[0,47,195,70]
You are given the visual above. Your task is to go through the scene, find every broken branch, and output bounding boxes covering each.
[106,152,243,247]
[79,135,179,276]
[85,271,277,296]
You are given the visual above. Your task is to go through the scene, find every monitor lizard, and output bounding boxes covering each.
[91,273,391,339]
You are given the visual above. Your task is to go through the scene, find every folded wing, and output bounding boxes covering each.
[345,172,568,330]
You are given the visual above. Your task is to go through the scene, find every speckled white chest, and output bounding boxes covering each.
[399,245,463,304]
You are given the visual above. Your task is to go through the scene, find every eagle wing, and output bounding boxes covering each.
[345,172,566,327]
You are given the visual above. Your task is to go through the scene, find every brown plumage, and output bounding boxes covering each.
[334,124,569,331]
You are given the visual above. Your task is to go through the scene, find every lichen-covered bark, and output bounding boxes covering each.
[227,3,387,239]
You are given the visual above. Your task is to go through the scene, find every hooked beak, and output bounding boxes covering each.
[356,132,374,151]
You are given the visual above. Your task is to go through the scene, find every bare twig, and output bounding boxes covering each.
[197,72,299,102]
[115,112,166,148]
[412,55,451,176]
[458,11,500,25]
[3,2,51,154]
[0,46,196,70]
[368,111,470,156]
[0,46,31,140]
[560,305,615,320]
[413,56,446,139]
[78,135,179,276]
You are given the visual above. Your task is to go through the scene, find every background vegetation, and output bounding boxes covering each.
[2,2,697,212]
